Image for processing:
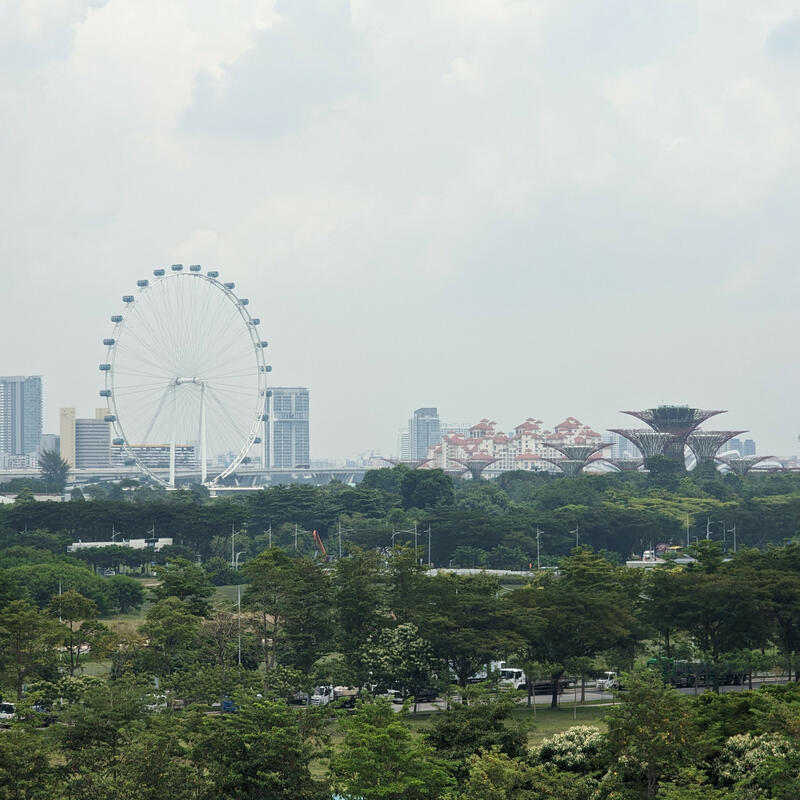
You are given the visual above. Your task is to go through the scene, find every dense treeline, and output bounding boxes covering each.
[3,542,800,797]
[3,467,800,797]
[4,465,800,567]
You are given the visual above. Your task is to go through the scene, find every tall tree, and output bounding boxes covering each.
[0,600,59,700]
[604,668,695,799]
[330,699,453,800]
[37,450,70,491]
[508,549,640,708]
[151,558,213,616]
[47,589,99,676]
[420,573,520,687]
[331,547,387,681]
[190,696,328,800]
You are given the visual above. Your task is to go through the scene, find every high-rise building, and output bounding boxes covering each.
[269,387,310,468]
[397,427,411,460]
[727,438,756,457]
[0,375,42,455]
[410,407,440,460]
[60,407,111,468]
[38,433,60,456]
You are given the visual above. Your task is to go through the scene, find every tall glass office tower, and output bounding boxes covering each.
[0,375,42,455]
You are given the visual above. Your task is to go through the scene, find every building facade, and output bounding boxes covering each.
[0,375,42,455]
[269,387,310,468]
[410,407,440,460]
[427,416,609,475]
[60,408,111,468]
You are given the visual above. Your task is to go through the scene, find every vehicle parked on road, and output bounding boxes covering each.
[595,671,619,691]
[499,667,527,690]
[310,686,358,708]
[0,702,16,727]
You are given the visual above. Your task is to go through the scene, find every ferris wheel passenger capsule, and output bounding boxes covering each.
[137,280,149,288]
[207,270,219,278]
[153,269,165,276]
[103,338,115,346]
[257,341,269,348]
[249,318,260,325]
[99,390,111,397]
[239,298,249,305]
[260,365,272,372]
[99,364,111,371]
[171,264,183,271]
[104,415,116,423]
[122,295,134,303]
[224,282,235,290]
[189,264,201,272]
[111,315,123,323]
[253,437,262,444]
[112,438,124,446]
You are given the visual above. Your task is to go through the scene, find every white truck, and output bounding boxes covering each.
[499,667,527,690]
[0,702,15,727]
[595,671,619,691]
[310,686,358,708]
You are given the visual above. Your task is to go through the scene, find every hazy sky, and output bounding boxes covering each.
[2,1,799,460]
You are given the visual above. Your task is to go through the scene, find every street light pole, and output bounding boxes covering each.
[427,526,432,566]
[230,524,237,569]
[536,527,542,569]
[728,523,737,553]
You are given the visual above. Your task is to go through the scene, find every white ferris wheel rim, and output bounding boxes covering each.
[101,268,268,487]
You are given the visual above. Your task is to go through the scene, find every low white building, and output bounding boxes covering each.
[67,537,173,552]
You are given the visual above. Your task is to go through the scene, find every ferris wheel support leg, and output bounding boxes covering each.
[169,385,177,487]
[200,383,207,485]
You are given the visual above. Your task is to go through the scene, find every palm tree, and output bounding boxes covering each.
[37,450,71,491]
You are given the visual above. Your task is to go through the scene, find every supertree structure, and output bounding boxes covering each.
[600,457,644,472]
[607,429,673,465]
[687,431,747,467]
[715,455,775,477]
[543,441,611,477]
[453,455,498,480]
[541,458,586,477]
[547,442,610,462]
[620,406,725,464]
[380,457,432,469]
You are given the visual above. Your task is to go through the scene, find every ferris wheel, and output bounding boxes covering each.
[99,265,270,487]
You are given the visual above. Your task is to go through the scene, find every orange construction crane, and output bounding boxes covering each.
[312,529,328,561]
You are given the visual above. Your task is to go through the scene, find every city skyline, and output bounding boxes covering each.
[2,4,800,461]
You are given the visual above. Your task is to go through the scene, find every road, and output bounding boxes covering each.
[396,675,791,713]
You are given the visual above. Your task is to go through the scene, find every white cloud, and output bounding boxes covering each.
[3,0,800,457]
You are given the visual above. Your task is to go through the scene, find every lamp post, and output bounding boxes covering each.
[535,527,542,570]
[338,521,353,559]
[234,551,246,667]
[571,525,579,549]
[230,524,238,569]
[727,523,737,553]
[426,526,432,567]
[392,527,419,561]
